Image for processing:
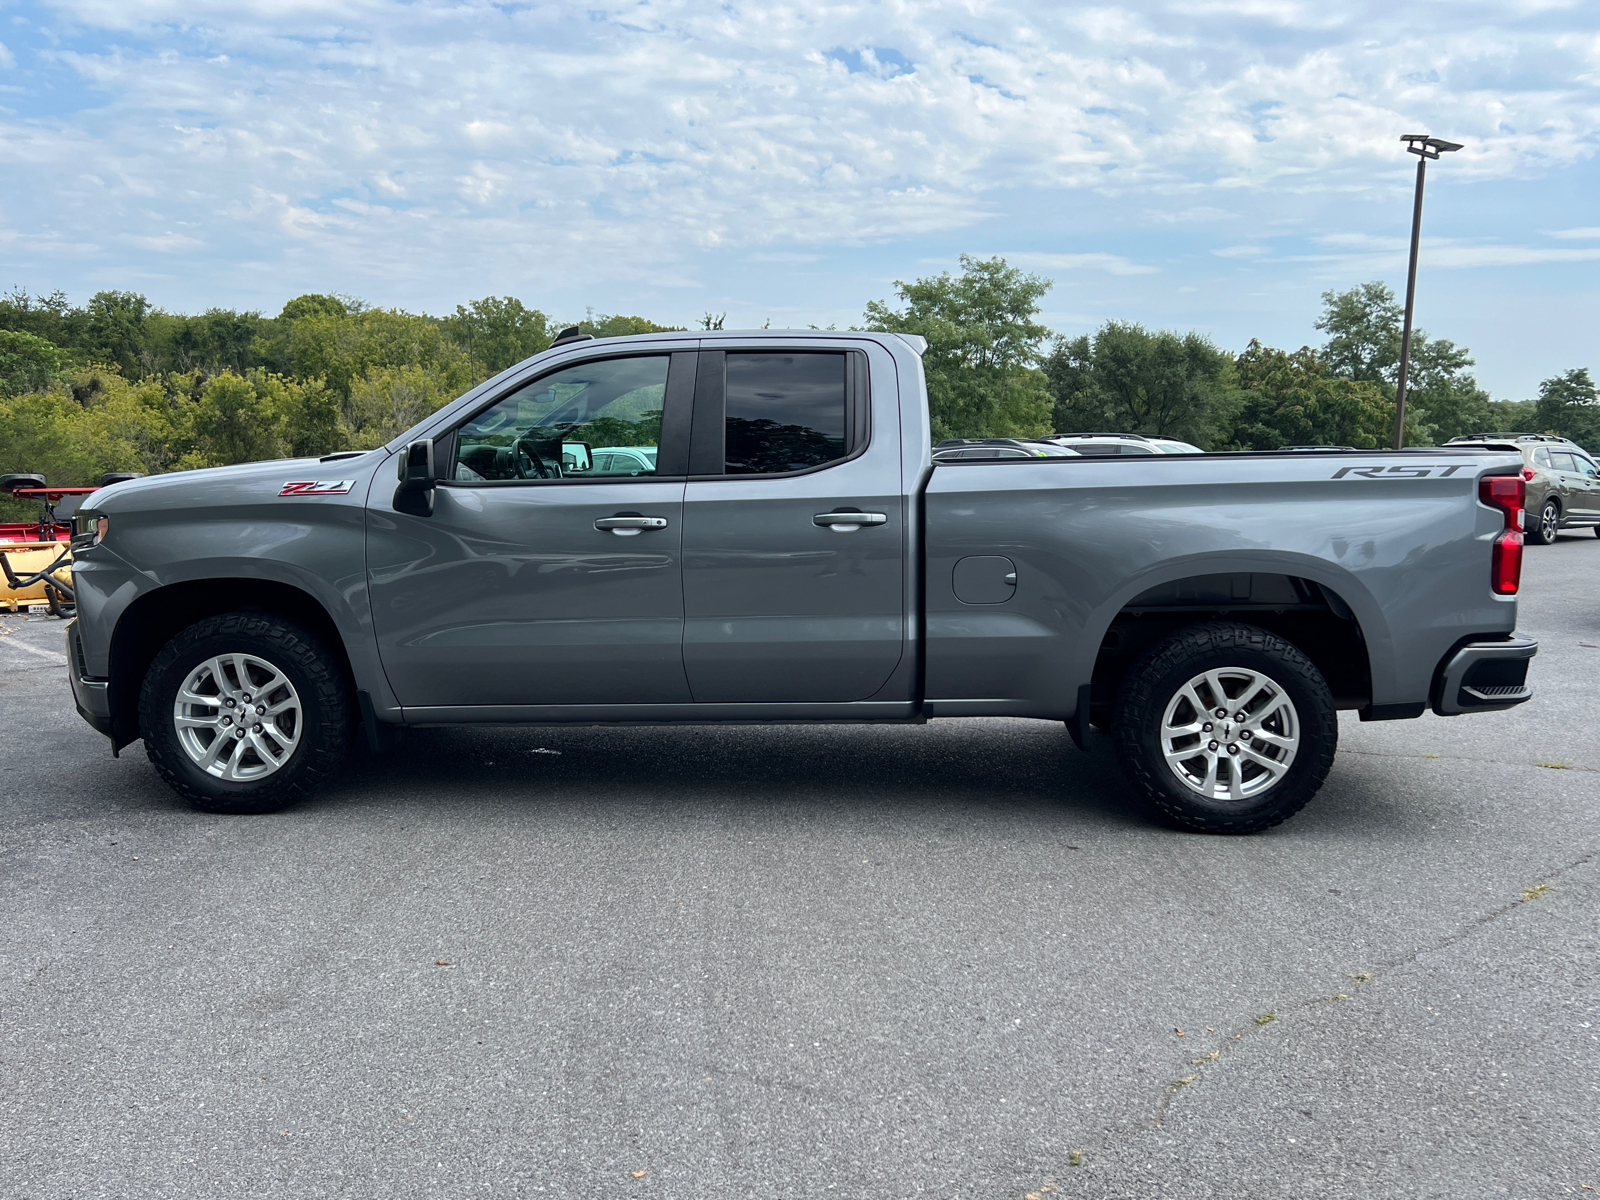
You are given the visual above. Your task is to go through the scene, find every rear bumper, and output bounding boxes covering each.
[64,620,114,738]
[1432,635,1537,716]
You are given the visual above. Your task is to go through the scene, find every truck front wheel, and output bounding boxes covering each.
[139,613,350,814]
[1112,622,1337,834]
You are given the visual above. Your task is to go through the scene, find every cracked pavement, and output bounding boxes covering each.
[2,537,1597,1198]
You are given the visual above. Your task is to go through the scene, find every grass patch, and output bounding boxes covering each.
[1535,761,1569,770]
[1521,883,1552,901]
[1255,1012,1277,1025]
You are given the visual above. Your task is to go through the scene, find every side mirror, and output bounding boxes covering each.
[561,441,593,474]
[394,439,436,516]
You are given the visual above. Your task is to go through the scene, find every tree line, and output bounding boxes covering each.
[1,260,1594,511]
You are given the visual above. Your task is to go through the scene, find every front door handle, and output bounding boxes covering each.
[595,514,669,537]
[813,510,888,531]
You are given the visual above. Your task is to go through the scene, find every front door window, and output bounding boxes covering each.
[453,356,668,482]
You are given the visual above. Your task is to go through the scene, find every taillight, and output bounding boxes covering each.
[1479,474,1524,595]
[1521,467,1535,482]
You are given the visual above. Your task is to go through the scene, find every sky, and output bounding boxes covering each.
[1,0,1597,399]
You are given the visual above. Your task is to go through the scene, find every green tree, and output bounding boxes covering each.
[1532,368,1600,453]
[584,313,686,339]
[0,330,65,396]
[145,308,266,374]
[287,308,473,402]
[1042,334,1093,434]
[443,296,552,375]
[191,371,288,465]
[1050,322,1235,445]
[1315,281,1491,444]
[1228,341,1391,450]
[0,288,87,351]
[865,254,1054,440]
[83,290,154,377]
[279,294,349,323]
[342,364,460,450]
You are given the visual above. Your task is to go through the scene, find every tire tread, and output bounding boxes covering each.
[1112,621,1337,834]
[138,612,348,814]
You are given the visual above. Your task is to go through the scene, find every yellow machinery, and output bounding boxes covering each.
[0,539,74,615]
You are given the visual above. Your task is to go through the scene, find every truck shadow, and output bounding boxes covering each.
[315,718,1155,829]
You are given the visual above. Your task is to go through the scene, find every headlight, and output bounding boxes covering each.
[74,513,108,547]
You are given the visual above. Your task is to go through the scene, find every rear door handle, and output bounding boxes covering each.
[813,510,887,531]
[595,514,669,536]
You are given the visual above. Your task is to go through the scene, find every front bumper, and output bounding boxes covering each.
[1432,635,1537,716]
[64,619,114,738]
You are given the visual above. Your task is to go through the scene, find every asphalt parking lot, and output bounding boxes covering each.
[2,537,1597,1200]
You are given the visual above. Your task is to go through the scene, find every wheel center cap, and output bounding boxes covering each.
[1221,719,1236,739]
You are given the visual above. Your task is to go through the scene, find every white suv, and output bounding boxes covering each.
[1043,433,1203,456]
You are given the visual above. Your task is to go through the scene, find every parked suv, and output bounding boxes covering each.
[1445,434,1600,545]
[932,439,1079,461]
[1043,433,1204,456]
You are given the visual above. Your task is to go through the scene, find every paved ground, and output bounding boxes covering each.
[2,537,1596,1200]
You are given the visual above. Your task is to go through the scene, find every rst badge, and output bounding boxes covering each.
[278,480,356,497]
[1330,464,1465,479]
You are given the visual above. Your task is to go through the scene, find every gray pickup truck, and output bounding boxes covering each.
[64,330,1536,832]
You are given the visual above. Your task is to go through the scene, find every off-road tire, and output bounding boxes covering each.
[139,613,349,814]
[1527,499,1560,546]
[1112,621,1337,834]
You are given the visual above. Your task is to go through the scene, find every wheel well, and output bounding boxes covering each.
[107,579,355,746]
[1087,572,1371,726]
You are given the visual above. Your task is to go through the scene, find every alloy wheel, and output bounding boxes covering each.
[1159,666,1300,801]
[172,653,302,781]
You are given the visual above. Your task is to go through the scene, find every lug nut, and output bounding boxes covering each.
[257,705,267,715]
[221,716,232,726]
[1202,722,1213,732]
[1215,708,1227,718]
[1228,744,1239,755]
[1240,730,1252,740]
[1234,711,1247,721]
[253,724,263,734]
[224,698,235,708]
[1208,740,1219,751]
[234,728,245,739]
[241,694,252,703]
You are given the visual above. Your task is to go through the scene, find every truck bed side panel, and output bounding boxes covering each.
[923,453,1521,717]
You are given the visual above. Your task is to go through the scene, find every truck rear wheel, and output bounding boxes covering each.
[139,613,349,814]
[1112,622,1337,834]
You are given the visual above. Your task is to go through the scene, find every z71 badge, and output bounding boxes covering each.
[1330,464,1465,479]
[278,480,355,496]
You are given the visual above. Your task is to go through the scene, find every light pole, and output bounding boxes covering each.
[1392,134,1463,450]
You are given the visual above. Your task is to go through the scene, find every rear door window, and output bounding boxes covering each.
[723,353,847,475]
[1550,451,1577,472]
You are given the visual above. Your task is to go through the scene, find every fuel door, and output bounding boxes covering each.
[952,555,1017,604]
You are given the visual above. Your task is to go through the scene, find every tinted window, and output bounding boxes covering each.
[1550,451,1577,472]
[1533,448,1551,467]
[724,353,847,475]
[453,356,667,482]
[1578,456,1599,476]
[1066,443,1122,456]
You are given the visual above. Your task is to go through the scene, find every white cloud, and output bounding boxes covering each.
[999,251,1160,275]
[0,0,1596,397]
[0,42,16,71]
